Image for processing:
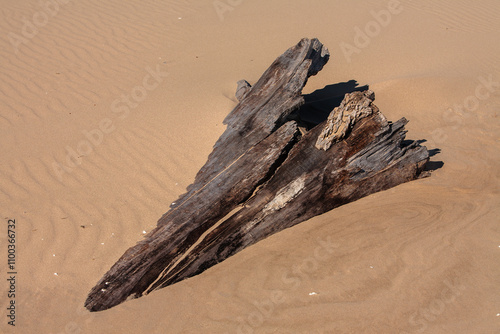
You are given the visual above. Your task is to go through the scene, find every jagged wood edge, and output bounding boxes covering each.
[147,91,429,289]
[85,38,330,311]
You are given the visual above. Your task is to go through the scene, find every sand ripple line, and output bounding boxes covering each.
[404,0,500,33]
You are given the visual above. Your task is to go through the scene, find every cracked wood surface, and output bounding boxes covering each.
[170,38,329,211]
[85,38,429,312]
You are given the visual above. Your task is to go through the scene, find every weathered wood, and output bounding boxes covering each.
[85,38,429,312]
[138,91,428,290]
[85,121,299,311]
[170,38,330,210]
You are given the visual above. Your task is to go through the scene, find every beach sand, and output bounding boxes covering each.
[1,0,499,333]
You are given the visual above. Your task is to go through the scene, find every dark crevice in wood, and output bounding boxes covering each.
[85,38,435,312]
[298,80,370,128]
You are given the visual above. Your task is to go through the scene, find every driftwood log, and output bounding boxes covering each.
[85,38,429,312]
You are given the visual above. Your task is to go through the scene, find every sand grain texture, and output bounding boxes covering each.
[0,0,499,333]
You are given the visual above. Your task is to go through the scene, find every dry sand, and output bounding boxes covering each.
[1,0,499,333]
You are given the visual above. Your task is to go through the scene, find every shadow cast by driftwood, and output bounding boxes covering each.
[85,38,432,312]
[296,80,369,127]
[425,148,444,172]
[298,85,444,173]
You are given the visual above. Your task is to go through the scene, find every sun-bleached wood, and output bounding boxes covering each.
[85,38,428,312]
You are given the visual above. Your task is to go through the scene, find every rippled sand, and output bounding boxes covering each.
[1,0,499,333]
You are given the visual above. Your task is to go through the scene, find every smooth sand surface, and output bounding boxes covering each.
[1,0,499,333]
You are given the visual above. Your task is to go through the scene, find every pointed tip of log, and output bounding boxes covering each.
[85,39,432,312]
[305,38,330,76]
[84,297,105,312]
[85,276,143,312]
[84,292,114,312]
[84,281,127,312]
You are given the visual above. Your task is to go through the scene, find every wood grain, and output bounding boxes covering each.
[85,38,428,312]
